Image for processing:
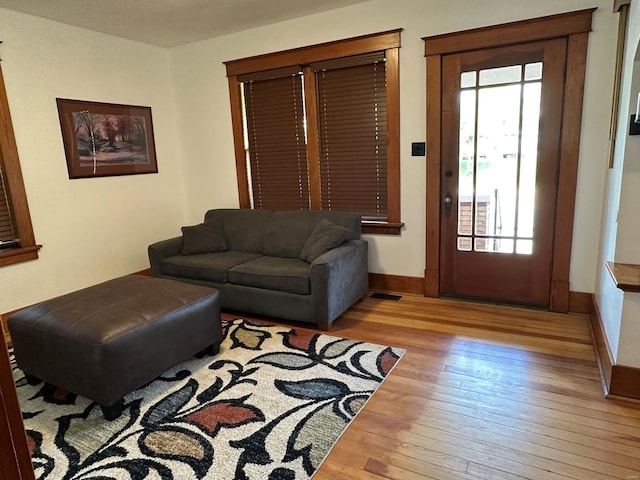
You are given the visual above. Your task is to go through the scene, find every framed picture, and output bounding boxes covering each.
[56,98,158,179]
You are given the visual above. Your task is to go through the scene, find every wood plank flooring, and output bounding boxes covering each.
[228,293,640,480]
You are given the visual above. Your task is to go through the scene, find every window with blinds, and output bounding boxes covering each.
[225,30,402,234]
[0,156,18,248]
[241,68,310,211]
[0,62,40,266]
[314,53,388,221]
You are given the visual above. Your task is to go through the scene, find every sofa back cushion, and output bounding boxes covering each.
[204,209,361,257]
[204,209,272,253]
[263,210,361,258]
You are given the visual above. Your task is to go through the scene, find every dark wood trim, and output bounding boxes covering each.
[224,29,402,76]
[610,364,640,401]
[550,279,571,314]
[568,290,591,314]
[424,54,441,298]
[0,322,35,479]
[134,268,153,276]
[589,294,613,394]
[423,10,593,310]
[614,0,631,13]
[589,294,640,401]
[607,3,629,169]
[370,272,591,314]
[0,64,40,268]
[605,261,640,292]
[550,32,589,313]
[361,222,403,235]
[422,9,595,56]
[0,246,41,268]
[1,310,17,346]
[303,66,321,210]
[386,47,401,226]
[227,75,251,208]
[369,273,424,296]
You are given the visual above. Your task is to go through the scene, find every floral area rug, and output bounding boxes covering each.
[12,319,405,480]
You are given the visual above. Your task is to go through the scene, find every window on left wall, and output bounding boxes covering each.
[0,63,40,267]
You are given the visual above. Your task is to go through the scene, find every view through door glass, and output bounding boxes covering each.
[458,62,542,255]
[440,39,566,306]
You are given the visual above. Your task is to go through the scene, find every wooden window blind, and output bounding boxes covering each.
[225,29,402,234]
[0,150,18,247]
[314,53,388,220]
[242,68,310,210]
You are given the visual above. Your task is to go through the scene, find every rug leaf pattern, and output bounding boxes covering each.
[13,319,404,480]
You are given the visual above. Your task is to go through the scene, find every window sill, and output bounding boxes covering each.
[362,222,404,235]
[0,245,42,268]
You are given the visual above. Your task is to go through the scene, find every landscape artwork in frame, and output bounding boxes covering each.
[56,98,158,178]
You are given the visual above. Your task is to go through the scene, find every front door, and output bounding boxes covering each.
[439,39,566,306]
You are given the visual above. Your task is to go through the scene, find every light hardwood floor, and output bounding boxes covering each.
[236,293,640,480]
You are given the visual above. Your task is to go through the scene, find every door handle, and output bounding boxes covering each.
[443,193,453,217]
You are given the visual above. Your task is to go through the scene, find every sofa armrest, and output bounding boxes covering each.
[310,239,368,326]
[148,236,183,276]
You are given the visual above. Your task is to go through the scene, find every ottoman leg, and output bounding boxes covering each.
[206,342,220,356]
[101,399,124,421]
[24,374,42,385]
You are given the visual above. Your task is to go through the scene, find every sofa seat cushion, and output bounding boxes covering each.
[163,251,262,283]
[228,256,311,295]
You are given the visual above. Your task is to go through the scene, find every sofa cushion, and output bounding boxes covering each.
[299,218,351,263]
[163,251,262,283]
[181,220,227,255]
[263,211,325,258]
[204,209,273,254]
[228,256,311,295]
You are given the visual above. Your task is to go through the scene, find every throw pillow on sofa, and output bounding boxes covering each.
[181,220,227,255]
[300,218,351,263]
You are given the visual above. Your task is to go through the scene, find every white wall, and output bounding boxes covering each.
[171,0,617,287]
[616,59,640,261]
[596,0,640,367]
[0,9,187,313]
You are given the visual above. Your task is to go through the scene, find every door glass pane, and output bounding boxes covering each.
[475,237,514,254]
[516,239,533,254]
[456,62,542,256]
[479,65,521,86]
[524,62,543,81]
[517,82,542,239]
[458,89,476,237]
[457,237,472,251]
[461,71,477,88]
[475,84,521,239]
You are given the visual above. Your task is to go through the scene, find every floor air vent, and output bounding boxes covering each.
[370,292,402,301]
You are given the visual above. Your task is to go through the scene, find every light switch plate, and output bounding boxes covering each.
[411,142,426,156]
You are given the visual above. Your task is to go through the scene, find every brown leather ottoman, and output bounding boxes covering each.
[8,275,221,420]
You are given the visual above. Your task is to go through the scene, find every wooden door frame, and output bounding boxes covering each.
[0,332,35,480]
[423,8,595,313]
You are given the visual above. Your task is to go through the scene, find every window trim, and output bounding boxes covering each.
[224,29,403,235]
[0,63,40,267]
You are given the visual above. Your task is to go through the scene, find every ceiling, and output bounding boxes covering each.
[0,0,371,48]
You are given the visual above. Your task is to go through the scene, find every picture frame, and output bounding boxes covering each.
[56,98,158,179]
